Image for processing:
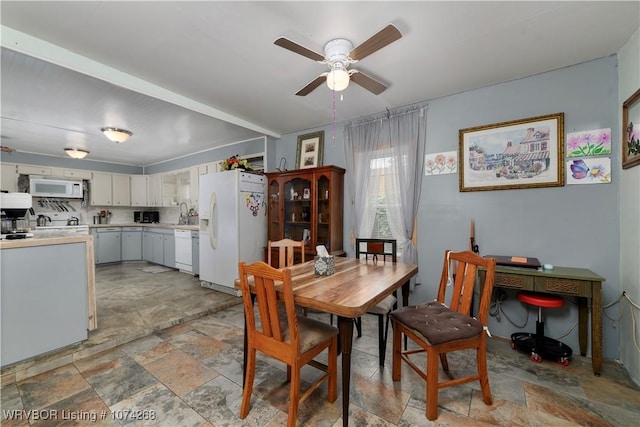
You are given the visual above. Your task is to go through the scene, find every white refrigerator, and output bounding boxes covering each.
[199,170,266,295]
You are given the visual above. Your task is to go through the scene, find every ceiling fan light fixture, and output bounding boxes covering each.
[101,127,132,143]
[326,68,350,92]
[64,148,89,159]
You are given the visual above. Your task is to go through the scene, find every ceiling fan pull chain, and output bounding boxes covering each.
[332,88,337,145]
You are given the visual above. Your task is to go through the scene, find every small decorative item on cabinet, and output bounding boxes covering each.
[219,155,253,171]
[302,188,310,199]
[94,209,111,224]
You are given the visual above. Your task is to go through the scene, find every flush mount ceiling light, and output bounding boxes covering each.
[101,127,132,143]
[64,148,89,159]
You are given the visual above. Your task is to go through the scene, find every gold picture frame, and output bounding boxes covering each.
[622,88,640,169]
[459,113,564,192]
[296,131,324,169]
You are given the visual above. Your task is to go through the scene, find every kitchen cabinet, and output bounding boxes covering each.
[189,165,207,210]
[162,173,178,206]
[112,174,131,206]
[176,170,190,206]
[142,229,154,262]
[147,174,162,207]
[16,164,53,176]
[63,169,92,180]
[121,227,142,260]
[163,232,175,267]
[130,175,148,206]
[1,163,19,192]
[192,231,199,275]
[91,172,112,206]
[142,228,175,267]
[94,227,122,264]
[266,165,345,265]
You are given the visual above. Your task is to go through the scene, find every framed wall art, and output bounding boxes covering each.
[296,131,324,169]
[459,113,564,192]
[622,88,640,169]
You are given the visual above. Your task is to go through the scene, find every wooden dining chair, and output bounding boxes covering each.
[267,238,308,315]
[267,238,305,268]
[238,261,338,427]
[390,250,496,420]
[354,238,399,367]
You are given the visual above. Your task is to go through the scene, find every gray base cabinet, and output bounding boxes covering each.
[121,227,142,261]
[141,228,175,268]
[94,227,122,264]
[192,232,199,275]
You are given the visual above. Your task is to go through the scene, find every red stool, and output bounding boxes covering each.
[511,292,572,366]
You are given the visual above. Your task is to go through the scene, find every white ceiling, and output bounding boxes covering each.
[1,1,638,167]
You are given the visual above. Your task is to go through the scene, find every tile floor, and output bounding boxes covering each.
[2,262,639,426]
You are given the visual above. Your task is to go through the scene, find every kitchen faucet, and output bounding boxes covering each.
[178,202,188,225]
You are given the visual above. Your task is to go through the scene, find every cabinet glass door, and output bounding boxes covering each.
[283,176,312,248]
[316,174,330,249]
[267,179,281,242]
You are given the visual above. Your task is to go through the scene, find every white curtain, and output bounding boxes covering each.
[344,105,427,287]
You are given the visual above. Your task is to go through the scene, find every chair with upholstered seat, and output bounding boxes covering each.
[238,261,338,427]
[353,238,400,367]
[390,250,496,421]
[267,238,305,268]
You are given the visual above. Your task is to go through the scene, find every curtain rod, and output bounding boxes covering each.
[345,102,429,127]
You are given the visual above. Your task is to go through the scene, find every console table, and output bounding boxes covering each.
[478,265,605,375]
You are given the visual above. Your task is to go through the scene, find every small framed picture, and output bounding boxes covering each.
[296,131,324,169]
[302,188,310,199]
[622,88,640,169]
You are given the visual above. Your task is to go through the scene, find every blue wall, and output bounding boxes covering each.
[278,55,621,360]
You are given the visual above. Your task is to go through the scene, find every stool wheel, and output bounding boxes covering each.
[511,341,517,350]
[530,353,542,363]
[558,357,570,367]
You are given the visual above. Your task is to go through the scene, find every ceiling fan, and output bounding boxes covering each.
[274,24,402,96]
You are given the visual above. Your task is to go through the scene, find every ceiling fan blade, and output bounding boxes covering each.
[274,37,325,62]
[350,24,402,61]
[350,70,388,95]
[296,74,328,96]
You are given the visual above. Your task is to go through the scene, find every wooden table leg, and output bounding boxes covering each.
[337,316,354,427]
[578,297,588,357]
[402,280,410,307]
[592,283,602,376]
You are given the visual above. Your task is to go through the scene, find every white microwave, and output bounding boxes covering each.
[29,177,83,198]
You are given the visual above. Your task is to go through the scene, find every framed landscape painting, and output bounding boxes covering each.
[459,113,564,192]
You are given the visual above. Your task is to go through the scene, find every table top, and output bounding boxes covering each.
[239,258,418,318]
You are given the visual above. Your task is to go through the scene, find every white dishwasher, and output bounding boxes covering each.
[174,229,193,273]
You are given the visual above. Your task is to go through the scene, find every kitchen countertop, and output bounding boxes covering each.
[88,223,199,231]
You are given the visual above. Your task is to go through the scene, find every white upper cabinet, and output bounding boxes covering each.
[91,172,112,206]
[112,174,131,206]
[1,163,19,192]
[147,174,162,207]
[130,175,148,207]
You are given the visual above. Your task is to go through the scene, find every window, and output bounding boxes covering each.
[365,153,404,257]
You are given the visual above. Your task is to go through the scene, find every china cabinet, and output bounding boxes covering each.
[266,165,344,265]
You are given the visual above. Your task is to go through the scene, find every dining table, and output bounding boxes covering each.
[237,256,418,427]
